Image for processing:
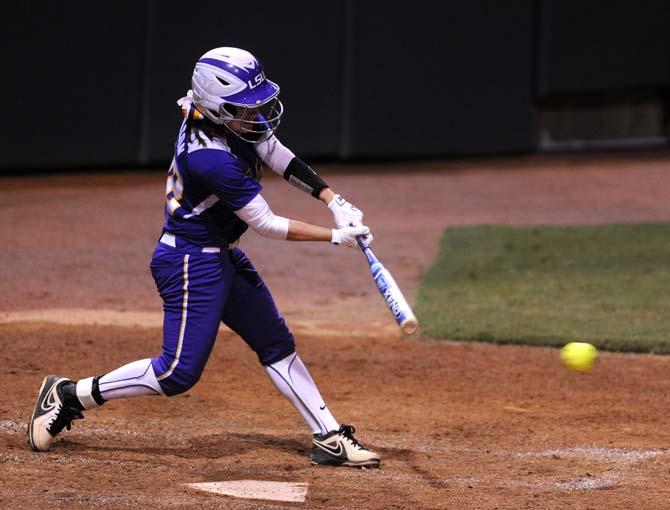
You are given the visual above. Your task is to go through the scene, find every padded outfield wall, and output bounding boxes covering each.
[2,1,668,171]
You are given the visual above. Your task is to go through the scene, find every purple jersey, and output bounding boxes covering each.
[162,116,263,246]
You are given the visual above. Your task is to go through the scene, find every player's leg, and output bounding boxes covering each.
[268,353,380,467]
[28,360,163,452]
[148,250,233,396]
[221,248,380,468]
[90,250,231,401]
[221,248,335,434]
[29,248,232,451]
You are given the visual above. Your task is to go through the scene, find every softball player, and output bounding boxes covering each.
[29,47,380,468]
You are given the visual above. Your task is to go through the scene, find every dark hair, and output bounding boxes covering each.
[188,117,265,181]
[189,118,229,147]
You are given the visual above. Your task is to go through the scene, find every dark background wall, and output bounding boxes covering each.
[347,2,535,158]
[4,3,146,169]
[141,1,345,165]
[2,1,668,171]
[537,0,670,96]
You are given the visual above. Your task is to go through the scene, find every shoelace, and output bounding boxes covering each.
[48,404,84,435]
[339,424,365,450]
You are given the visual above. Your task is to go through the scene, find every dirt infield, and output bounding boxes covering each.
[2,151,670,509]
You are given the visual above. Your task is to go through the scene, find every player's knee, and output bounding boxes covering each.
[158,366,203,397]
[257,338,296,366]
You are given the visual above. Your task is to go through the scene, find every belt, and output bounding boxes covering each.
[159,232,237,253]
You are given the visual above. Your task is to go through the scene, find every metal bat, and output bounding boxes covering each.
[356,236,419,335]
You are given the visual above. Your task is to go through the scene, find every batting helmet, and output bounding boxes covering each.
[190,47,283,143]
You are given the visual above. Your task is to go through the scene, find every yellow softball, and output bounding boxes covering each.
[560,342,598,372]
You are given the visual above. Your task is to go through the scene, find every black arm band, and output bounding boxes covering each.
[283,157,329,198]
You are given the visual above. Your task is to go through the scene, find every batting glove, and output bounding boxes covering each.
[331,225,373,249]
[328,194,364,228]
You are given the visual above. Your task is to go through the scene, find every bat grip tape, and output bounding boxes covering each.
[355,235,368,251]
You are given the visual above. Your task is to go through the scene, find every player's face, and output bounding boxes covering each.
[226,106,260,134]
[221,98,282,143]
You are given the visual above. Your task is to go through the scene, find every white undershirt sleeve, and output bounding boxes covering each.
[255,135,296,176]
[235,194,290,240]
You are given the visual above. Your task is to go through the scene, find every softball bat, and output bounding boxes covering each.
[356,236,419,335]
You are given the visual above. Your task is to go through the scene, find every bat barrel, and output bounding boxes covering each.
[356,234,418,336]
[400,316,419,336]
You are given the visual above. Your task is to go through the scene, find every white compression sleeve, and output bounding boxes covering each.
[255,135,295,176]
[97,359,164,401]
[266,353,339,436]
[235,194,290,240]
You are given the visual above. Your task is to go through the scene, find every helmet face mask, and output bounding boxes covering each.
[220,97,283,143]
[190,47,283,143]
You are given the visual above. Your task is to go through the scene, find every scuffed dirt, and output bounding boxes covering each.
[2,151,670,509]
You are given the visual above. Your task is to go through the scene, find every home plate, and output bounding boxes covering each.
[187,480,309,503]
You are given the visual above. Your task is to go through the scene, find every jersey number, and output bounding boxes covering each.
[165,158,184,216]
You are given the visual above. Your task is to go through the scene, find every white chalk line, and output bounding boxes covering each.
[512,445,667,463]
[0,308,395,337]
[0,309,163,328]
[3,418,667,492]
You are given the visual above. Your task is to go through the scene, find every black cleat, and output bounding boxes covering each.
[28,376,84,452]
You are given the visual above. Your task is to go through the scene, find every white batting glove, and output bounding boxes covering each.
[328,194,364,228]
[331,225,373,249]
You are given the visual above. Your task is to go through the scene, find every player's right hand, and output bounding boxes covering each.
[331,225,373,249]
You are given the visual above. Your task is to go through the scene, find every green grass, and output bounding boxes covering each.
[415,223,670,353]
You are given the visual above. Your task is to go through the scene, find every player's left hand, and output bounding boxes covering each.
[328,194,364,228]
